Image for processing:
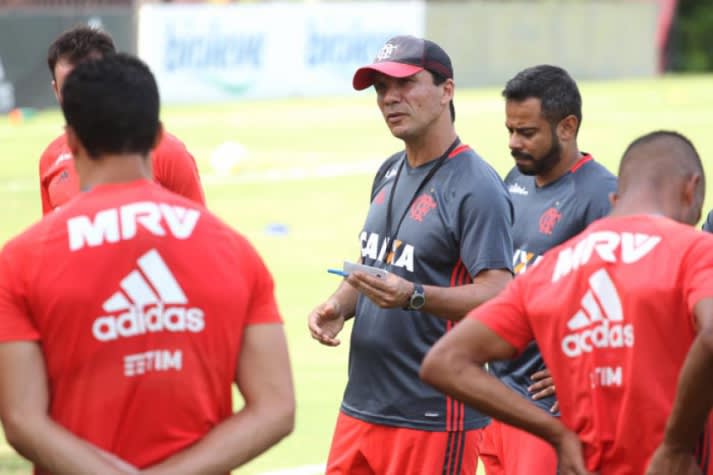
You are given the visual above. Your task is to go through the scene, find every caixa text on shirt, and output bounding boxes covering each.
[360,231,415,272]
[66,201,200,251]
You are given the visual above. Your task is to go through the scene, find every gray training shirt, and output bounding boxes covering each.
[489,155,617,412]
[341,143,514,431]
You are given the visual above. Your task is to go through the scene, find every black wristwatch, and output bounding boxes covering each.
[404,283,426,311]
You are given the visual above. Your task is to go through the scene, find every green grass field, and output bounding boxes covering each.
[0,74,712,474]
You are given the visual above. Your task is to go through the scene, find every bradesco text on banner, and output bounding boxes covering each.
[137,2,425,104]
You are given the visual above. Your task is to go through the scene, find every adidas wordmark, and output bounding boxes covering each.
[92,249,205,342]
[561,268,634,358]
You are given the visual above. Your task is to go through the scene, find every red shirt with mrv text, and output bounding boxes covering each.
[0,180,280,471]
[472,215,713,475]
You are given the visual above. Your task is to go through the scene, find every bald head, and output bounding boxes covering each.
[615,131,705,225]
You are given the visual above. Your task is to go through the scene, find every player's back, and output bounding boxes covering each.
[520,214,713,474]
[2,179,277,469]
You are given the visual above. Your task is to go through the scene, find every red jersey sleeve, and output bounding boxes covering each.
[469,276,533,353]
[0,240,40,342]
[240,236,282,326]
[682,233,713,324]
[152,133,206,205]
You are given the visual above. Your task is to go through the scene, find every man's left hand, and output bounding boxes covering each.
[346,271,414,309]
[529,368,559,413]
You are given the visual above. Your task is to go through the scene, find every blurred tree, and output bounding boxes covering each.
[670,0,713,71]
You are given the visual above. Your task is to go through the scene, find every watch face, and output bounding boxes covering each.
[410,294,426,310]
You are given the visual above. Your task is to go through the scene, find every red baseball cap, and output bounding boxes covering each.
[353,35,454,91]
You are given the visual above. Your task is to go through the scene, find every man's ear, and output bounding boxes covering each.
[608,191,618,208]
[442,78,454,107]
[683,173,703,224]
[683,173,701,205]
[557,115,579,142]
[51,80,61,104]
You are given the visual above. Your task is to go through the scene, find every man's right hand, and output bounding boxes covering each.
[308,300,345,347]
[645,443,702,475]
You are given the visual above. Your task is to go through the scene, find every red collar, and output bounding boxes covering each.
[570,154,593,173]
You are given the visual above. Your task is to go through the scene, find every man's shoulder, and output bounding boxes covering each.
[39,133,70,172]
[504,165,522,183]
[446,146,508,195]
[378,150,404,171]
[152,131,195,167]
[571,157,616,190]
[670,218,713,251]
[43,132,68,153]
[371,151,404,189]
[1,216,50,263]
[448,144,487,169]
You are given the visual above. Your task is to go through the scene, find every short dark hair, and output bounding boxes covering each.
[502,65,582,133]
[431,71,455,123]
[47,26,116,79]
[619,130,705,203]
[620,130,703,181]
[622,130,700,162]
[61,53,160,159]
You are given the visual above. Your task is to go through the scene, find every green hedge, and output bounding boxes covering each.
[671,1,713,71]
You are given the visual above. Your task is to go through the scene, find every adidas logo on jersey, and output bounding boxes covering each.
[561,268,634,358]
[384,167,398,179]
[54,152,73,166]
[92,249,205,342]
[508,182,528,196]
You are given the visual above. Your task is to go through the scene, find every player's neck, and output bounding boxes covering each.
[609,191,669,219]
[78,154,153,190]
[403,126,458,168]
[534,147,582,187]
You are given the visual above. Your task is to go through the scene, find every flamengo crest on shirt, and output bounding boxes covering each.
[552,231,661,282]
[92,248,205,342]
[67,201,200,251]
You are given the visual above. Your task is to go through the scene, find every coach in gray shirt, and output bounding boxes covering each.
[308,36,513,475]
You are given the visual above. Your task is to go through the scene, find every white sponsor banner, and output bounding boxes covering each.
[0,56,15,112]
[138,2,425,103]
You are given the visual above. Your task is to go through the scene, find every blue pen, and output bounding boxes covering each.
[327,269,349,277]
